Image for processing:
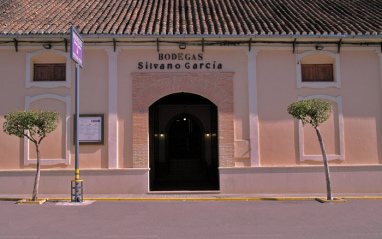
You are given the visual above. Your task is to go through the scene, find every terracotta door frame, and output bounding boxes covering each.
[131,72,234,168]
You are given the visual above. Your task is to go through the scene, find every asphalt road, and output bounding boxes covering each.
[0,199,381,239]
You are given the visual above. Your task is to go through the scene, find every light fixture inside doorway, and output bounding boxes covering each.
[160,130,164,137]
[179,44,186,50]
[206,130,210,137]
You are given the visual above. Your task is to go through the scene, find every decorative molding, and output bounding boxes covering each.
[245,49,261,166]
[24,94,71,165]
[296,50,341,89]
[105,49,121,169]
[298,95,344,162]
[25,49,71,88]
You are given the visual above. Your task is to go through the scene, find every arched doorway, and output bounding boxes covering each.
[149,93,219,191]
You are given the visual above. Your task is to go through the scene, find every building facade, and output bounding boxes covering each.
[0,0,381,194]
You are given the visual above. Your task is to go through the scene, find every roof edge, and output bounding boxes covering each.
[1,34,381,40]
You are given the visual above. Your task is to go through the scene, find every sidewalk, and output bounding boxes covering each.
[1,192,382,201]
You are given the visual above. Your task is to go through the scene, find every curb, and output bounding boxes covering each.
[1,196,382,202]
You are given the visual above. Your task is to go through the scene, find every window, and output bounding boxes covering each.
[301,64,333,82]
[296,51,340,89]
[26,50,71,88]
[34,63,66,81]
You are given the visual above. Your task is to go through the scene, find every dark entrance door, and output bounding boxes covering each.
[149,93,219,191]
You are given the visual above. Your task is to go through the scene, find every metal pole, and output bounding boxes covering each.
[74,62,80,202]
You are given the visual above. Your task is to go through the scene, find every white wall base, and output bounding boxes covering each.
[0,169,149,194]
[219,165,382,194]
[1,166,381,195]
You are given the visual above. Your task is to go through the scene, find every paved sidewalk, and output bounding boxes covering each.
[1,192,382,201]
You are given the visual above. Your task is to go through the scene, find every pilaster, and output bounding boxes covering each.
[246,49,260,166]
[106,49,121,169]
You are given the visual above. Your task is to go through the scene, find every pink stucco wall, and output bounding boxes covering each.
[0,44,381,194]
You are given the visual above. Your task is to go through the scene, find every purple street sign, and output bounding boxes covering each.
[70,26,84,67]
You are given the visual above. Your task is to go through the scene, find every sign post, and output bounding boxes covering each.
[70,26,84,202]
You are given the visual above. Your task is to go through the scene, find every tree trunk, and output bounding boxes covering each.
[315,127,332,200]
[32,143,40,201]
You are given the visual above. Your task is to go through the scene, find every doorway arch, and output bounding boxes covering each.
[149,93,219,191]
[132,72,235,192]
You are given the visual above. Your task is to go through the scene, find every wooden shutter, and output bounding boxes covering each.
[34,64,51,81]
[316,64,333,82]
[34,63,66,81]
[53,64,66,81]
[301,64,315,82]
[302,64,333,82]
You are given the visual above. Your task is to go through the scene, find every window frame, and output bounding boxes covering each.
[24,94,71,166]
[296,51,341,89]
[298,95,345,162]
[26,49,71,88]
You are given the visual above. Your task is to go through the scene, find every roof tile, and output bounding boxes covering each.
[0,0,380,36]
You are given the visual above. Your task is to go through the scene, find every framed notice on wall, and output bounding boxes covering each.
[74,114,104,145]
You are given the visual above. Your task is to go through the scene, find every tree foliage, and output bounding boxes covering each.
[287,99,332,128]
[3,109,59,144]
[3,109,60,201]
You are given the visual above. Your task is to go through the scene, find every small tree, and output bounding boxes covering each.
[287,99,333,200]
[3,109,60,201]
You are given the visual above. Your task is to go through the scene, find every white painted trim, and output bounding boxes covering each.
[24,94,71,165]
[0,168,150,173]
[377,51,382,100]
[219,164,382,170]
[245,49,260,166]
[298,95,345,162]
[105,49,121,169]
[25,49,71,88]
[296,50,341,89]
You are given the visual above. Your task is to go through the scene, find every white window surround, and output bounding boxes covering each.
[298,95,345,162]
[24,94,71,166]
[26,49,71,88]
[296,51,341,89]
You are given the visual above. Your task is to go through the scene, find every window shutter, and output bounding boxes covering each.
[34,63,66,81]
[53,64,66,81]
[316,64,333,82]
[301,64,333,82]
[301,64,315,81]
[34,64,51,81]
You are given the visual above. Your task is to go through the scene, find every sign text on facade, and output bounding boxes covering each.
[138,53,223,70]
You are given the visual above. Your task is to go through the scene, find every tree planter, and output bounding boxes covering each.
[315,198,347,203]
[17,198,47,205]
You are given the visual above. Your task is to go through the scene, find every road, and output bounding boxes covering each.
[0,199,381,239]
